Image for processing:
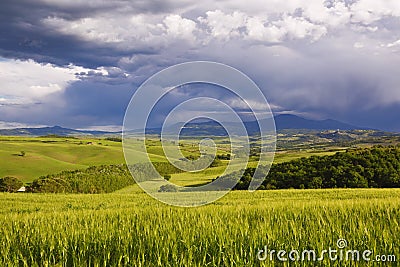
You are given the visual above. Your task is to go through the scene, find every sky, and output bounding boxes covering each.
[0,0,400,131]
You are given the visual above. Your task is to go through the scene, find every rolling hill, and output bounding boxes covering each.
[163,114,368,136]
[0,114,371,137]
[0,125,119,136]
[274,114,366,131]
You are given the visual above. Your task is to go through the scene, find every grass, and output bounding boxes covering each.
[1,137,399,266]
[3,136,329,186]
[0,137,216,183]
[170,161,259,186]
[0,137,124,182]
[0,136,237,185]
[0,189,399,266]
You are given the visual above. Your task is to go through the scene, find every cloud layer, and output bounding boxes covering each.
[0,0,400,130]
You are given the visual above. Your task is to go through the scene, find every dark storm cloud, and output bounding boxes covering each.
[207,38,400,131]
[0,0,400,131]
[0,0,160,68]
[345,104,400,132]
[145,83,258,128]
[0,80,134,128]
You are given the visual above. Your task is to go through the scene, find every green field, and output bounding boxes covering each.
[1,135,399,266]
[0,136,347,186]
[1,189,398,266]
[0,137,125,182]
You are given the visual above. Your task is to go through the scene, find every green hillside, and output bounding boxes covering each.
[2,135,398,188]
[220,146,400,190]
[0,137,125,182]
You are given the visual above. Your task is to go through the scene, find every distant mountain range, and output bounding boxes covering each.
[0,114,371,137]
[174,114,367,136]
[274,114,366,131]
[0,125,119,136]
[146,114,369,136]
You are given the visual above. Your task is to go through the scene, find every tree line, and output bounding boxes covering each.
[2,146,400,193]
[227,146,400,190]
[28,164,133,193]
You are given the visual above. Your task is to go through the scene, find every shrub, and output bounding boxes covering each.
[0,177,23,192]
[105,137,122,142]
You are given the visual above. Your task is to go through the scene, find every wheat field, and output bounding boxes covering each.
[1,188,399,266]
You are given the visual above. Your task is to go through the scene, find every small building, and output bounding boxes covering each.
[17,186,26,192]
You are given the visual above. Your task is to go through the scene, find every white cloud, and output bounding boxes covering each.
[204,0,302,16]
[226,97,271,111]
[387,39,400,48]
[0,59,105,106]
[77,125,122,132]
[0,121,48,129]
[246,17,285,42]
[198,10,247,39]
[350,0,400,24]
[43,13,199,49]
[0,59,76,102]
[277,15,327,41]
[301,1,351,28]
[353,42,364,49]
[43,15,166,46]
[164,14,196,40]
[198,10,328,42]
[40,1,400,51]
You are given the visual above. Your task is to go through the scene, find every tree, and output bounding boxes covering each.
[0,177,23,192]
[20,151,26,157]
[308,177,323,189]
[164,174,171,181]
